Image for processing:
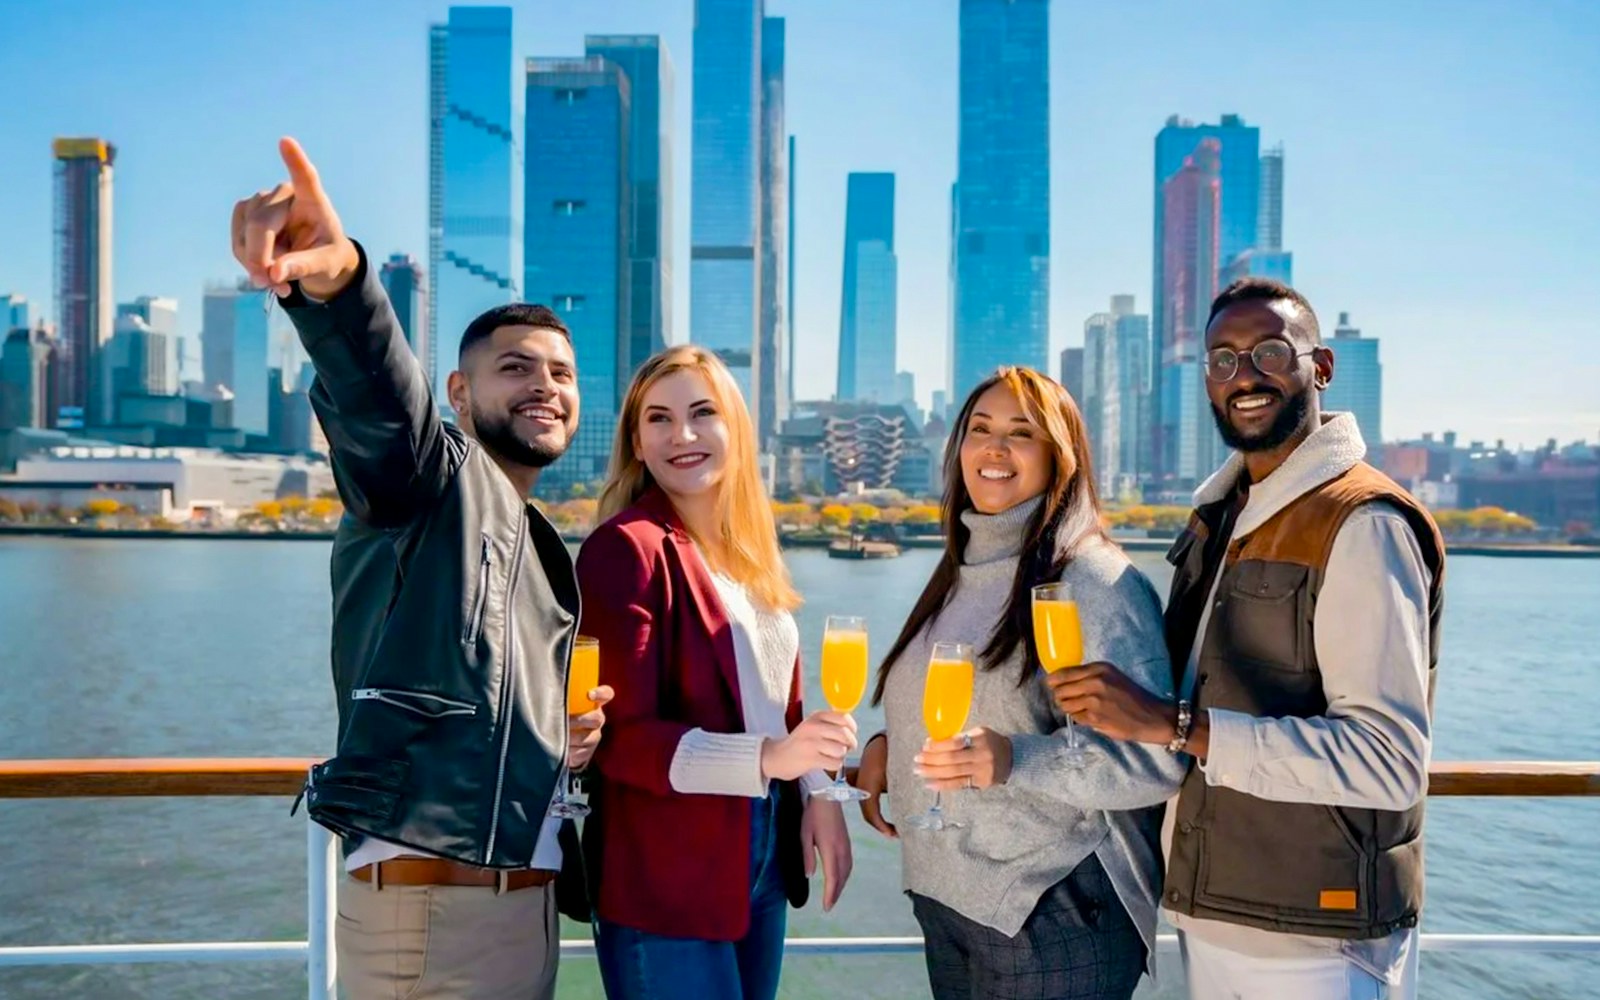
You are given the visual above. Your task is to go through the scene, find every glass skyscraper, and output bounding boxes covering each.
[757,16,788,447]
[430,7,517,404]
[1,295,32,332]
[232,288,272,436]
[1081,295,1150,494]
[837,172,898,404]
[1151,114,1259,484]
[379,254,429,385]
[951,0,1050,400]
[1157,138,1222,486]
[1322,311,1382,455]
[524,57,631,492]
[786,136,797,416]
[584,34,674,373]
[53,137,116,428]
[109,297,180,406]
[690,0,763,406]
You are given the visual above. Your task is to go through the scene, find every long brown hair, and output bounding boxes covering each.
[596,345,801,612]
[871,366,1107,703]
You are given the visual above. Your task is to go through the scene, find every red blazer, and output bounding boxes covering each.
[575,487,809,941]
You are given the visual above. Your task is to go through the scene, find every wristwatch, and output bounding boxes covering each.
[1165,700,1193,755]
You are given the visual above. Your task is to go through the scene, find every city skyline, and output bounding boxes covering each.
[0,1,1595,447]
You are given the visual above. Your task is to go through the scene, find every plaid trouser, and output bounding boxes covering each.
[910,853,1146,1000]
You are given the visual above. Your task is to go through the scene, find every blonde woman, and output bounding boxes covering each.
[575,346,854,999]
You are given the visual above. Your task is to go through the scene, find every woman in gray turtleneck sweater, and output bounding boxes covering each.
[854,367,1185,1000]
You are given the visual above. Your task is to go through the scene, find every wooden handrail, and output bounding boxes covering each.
[0,758,1595,799]
[1426,761,1600,797]
[0,758,320,798]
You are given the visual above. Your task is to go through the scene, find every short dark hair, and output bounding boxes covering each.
[458,303,571,362]
[1207,277,1321,343]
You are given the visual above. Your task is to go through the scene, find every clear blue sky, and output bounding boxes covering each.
[2,0,1595,447]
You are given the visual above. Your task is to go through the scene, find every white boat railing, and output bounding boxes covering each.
[1,758,1596,999]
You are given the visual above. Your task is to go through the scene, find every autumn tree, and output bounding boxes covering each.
[819,504,852,529]
[83,499,122,519]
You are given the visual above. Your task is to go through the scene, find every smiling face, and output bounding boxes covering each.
[632,368,731,503]
[449,325,579,470]
[1204,298,1331,455]
[957,382,1058,514]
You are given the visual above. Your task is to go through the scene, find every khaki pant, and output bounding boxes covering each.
[335,875,558,1000]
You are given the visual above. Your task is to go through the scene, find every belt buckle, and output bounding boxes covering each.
[494,869,510,896]
[369,861,384,892]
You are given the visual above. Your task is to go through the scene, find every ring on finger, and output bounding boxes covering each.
[960,733,972,750]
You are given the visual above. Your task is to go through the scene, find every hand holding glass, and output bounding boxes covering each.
[1032,584,1088,766]
[904,641,975,832]
[813,616,871,802]
[549,635,600,819]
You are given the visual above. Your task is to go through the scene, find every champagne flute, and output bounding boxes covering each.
[1032,583,1087,766]
[813,616,871,802]
[549,635,600,819]
[904,641,975,832]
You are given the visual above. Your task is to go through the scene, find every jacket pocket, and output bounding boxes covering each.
[351,687,478,719]
[300,754,410,840]
[461,532,492,646]
[1195,786,1371,931]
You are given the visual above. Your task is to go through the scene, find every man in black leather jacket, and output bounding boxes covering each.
[233,137,612,999]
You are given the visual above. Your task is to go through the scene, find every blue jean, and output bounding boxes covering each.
[595,790,788,1000]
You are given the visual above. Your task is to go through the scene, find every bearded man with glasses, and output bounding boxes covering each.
[1041,278,1446,999]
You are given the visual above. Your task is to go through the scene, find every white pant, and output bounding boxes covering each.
[1179,930,1419,1000]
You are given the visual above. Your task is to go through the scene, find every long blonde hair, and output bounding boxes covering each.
[597,345,801,612]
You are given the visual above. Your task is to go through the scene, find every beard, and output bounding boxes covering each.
[471,404,569,469]
[1211,387,1311,453]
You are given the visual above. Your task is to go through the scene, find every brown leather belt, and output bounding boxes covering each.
[351,858,557,892]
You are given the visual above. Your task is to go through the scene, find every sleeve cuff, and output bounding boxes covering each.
[798,769,831,797]
[1200,707,1258,790]
[668,729,769,798]
[1006,732,1064,794]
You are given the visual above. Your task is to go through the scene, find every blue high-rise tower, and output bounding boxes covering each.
[430,7,517,404]
[837,173,897,404]
[951,0,1050,400]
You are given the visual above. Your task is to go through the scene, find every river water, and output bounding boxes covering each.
[0,538,1595,998]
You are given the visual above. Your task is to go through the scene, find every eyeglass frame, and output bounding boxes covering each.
[1204,339,1319,383]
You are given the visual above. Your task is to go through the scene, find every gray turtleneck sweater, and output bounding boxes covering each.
[882,496,1186,959]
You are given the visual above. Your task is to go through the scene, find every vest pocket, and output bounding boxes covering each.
[1194,787,1372,931]
[1218,560,1309,672]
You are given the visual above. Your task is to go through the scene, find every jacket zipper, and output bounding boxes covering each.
[462,534,492,645]
[483,522,527,863]
[351,688,477,718]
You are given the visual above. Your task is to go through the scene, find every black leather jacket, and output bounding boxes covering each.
[286,245,577,869]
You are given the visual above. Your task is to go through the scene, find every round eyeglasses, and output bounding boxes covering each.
[1204,340,1315,382]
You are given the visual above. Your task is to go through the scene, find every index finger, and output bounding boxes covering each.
[588,685,616,707]
[278,137,325,200]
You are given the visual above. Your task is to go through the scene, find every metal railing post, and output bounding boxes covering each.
[306,819,338,1000]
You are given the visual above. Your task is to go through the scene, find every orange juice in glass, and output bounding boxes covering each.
[814,616,871,801]
[550,635,599,818]
[905,641,975,832]
[1032,583,1087,764]
[568,635,601,715]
